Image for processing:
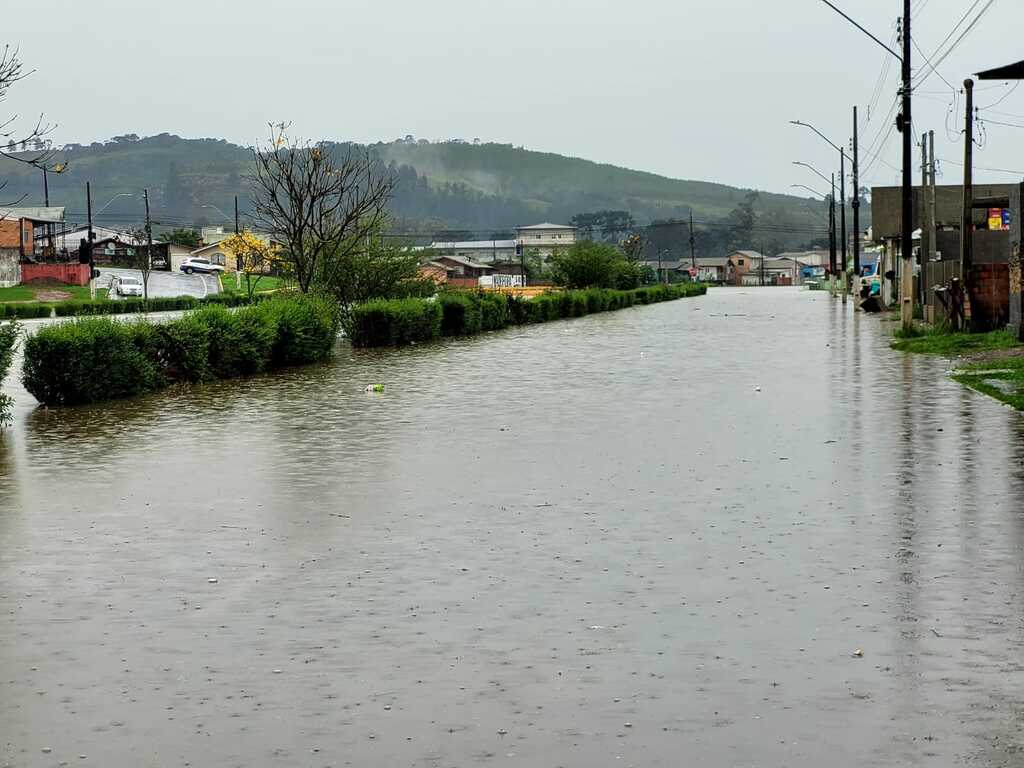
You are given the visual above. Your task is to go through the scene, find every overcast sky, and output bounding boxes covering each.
[6,0,1021,196]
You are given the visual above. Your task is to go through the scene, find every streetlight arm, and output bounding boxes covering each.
[791,183,827,199]
[94,192,132,217]
[790,121,847,159]
[815,0,902,62]
[793,161,833,188]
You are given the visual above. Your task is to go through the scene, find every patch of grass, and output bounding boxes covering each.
[891,326,1021,356]
[0,285,38,302]
[952,356,1024,411]
[218,274,288,295]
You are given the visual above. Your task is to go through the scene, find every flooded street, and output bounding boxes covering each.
[2,286,1024,767]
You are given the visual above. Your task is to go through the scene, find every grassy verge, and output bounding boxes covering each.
[891,326,1021,356]
[218,275,289,295]
[952,356,1024,410]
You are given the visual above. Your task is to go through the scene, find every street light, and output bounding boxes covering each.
[94,192,133,218]
[201,203,231,222]
[791,120,849,299]
[792,161,832,189]
[790,183,826,199]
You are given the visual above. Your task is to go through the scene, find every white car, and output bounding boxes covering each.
[113,275,144,297]
[180,257,225,275]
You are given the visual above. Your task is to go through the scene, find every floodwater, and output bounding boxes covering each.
[2,287,1023,767]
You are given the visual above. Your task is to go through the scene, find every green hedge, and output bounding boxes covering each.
[348,283,706,347]
[22,295,340,406]
[0,303,54,319]
[347,298,443,348]
[1,291,255,321]
[0,320,19,424]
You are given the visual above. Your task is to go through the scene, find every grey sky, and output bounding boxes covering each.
[7,0,1022,196]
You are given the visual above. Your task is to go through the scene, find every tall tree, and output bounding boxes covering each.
[250,123,393,293]
[0,46,57,203]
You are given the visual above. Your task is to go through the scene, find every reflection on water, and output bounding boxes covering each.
[1,288,1023,767]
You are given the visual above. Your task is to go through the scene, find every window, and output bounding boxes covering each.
[212,253,225,266]
[738,259,745,266]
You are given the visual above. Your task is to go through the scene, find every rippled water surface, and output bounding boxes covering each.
[2,287,1024,767]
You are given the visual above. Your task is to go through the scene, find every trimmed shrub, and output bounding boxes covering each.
[23,318,163,405]
[506,294,532,325]
[348,298,442,347]
[1,303,53,319]
[254,294,340,366]
[22,295,340,406]
[438,292,482,336]
[478,292,508,331]
[0,320,19,424]
[192,305,276,379]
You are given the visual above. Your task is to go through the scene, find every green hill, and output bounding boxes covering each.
[0,134,841,251]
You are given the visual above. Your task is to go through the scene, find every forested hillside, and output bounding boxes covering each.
[0,134,855,253]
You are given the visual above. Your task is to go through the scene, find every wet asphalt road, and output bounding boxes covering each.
[98,267,220,300]
[1,287,1024,767]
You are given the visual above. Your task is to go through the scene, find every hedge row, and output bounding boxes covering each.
[348,283,706,347]
[22,295,340,406]
[0,320,19,424]
[0,291,256,321]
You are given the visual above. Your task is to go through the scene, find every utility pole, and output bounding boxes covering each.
[852,106,861,281]
[928,130,937,264]
[899,0,914,330]
[234,194,242,289]
[920,131,930,312]
[829,174,837,296]
[143,188,153,302]
[42,167,54,254]
[689,209,696,269]
[234,195,239,234]
[960,77,975,330]
[760,242,765,287]
[87,181,95,299]
[840,150,848,304]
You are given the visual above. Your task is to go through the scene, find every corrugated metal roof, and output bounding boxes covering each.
[516,222,574,230]
[429,240,516,250]
[0,206,65,223]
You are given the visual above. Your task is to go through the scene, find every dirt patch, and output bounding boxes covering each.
[32,290,72,302]
[963,346,1024,364]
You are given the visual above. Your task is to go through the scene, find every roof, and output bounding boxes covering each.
[516,222,575,231]
[695,256,730,267]
[639,259,687,271]
[977,60,1024,80]
[434,254,495,270]
[763,258,799,271]
[0,206,65,223]
[729,250,763,259]
[429,240,517,250]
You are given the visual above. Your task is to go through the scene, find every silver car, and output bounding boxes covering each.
[180,257,225,275]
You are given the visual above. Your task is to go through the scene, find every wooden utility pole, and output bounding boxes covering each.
[920,132,930,311]
[87,181,95,299]
[234,195,239,234]
[928,130,937,263]
[852,106,861,280]
[829,174,837,296]
[689,209,696,269]
[960,77,975,329]
[839,150,848,304]
[143,188,153,302]
[899,0,914,330]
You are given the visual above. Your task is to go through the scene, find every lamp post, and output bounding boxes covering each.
[793,166,839,295]
[94,192,133,219]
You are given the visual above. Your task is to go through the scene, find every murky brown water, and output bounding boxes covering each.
[2,287,1024,767]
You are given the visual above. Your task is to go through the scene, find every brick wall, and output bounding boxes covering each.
[20,263,91,286]
[971,263,1010,331]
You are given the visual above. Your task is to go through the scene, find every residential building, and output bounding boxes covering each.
[515,222,576,259]
[694,256,730,284]
[0,206,67,286]
[726,250,763,285]
[431,254,495,280]
[638,259,690,283]
[189,232,273,273]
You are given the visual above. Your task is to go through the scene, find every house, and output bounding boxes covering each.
[515,222,576,259]
[189,232,272,273]
[432,254,495,287]
[418,262,448,284]
[726,250,763,285]
[638,259,690,283]
[0,206,68,286]
[694,256,730,284]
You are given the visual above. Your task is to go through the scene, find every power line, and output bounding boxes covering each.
[914,0,996,89]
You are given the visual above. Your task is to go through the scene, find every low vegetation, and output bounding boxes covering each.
[0,320,19,425]
[348,283,706,348]
[891,326,1021,356]
[22,295,340,406]
[952,356,1024,411]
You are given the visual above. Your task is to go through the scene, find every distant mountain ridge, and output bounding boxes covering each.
[0,133,835,249]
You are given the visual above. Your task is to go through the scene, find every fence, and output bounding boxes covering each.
[479,274,524,288]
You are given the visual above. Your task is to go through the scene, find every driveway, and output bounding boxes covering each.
[99,267,221,300]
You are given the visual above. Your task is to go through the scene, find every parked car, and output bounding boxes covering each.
[179,257,224,275]
[113,275,144,297]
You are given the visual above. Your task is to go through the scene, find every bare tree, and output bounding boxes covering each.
[249,123,393,293]
[0,46,57,204]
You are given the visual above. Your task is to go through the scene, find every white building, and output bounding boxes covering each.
[514,222,575,258]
